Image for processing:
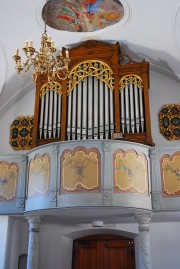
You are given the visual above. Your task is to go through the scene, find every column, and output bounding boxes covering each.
[26,214,41,269]
[135,213,152,269]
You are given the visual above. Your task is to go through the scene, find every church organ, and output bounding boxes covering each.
[32,40,153,148]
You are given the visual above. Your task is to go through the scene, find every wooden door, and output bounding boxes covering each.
[72,235,135,269]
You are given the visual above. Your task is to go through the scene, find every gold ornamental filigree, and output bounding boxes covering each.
[10,116,34,150]
[40,81,62,98]
[12,19,70,86]
[67,60,114,94]
[119,75,143,92]
[159,104,180,140]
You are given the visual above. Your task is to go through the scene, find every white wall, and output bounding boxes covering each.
[0,216,9,269]
[0,88,35,154]
[150,222,180,269]
[4,217,29,269]
[149,70,180,147]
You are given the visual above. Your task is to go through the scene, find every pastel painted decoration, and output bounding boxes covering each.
[42,0,124,32]
[161,153,180,196]
[28,154,50,197]
[0,161,18,201]
[61,147,100,193]
[114,149,148,194]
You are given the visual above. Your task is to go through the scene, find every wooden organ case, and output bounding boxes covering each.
[32,40,154,148]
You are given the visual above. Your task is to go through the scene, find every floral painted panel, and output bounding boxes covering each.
[0,161,18,201]
[28,154,50,197]
[114,150,148,194]
[61,147,100,193]
[161,152,180,196]
[42,0,124,32]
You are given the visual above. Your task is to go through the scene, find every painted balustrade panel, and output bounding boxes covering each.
[2,141,180,213]
[161,152,180,196]
[113,149,149,195]
[0,155,26,214]
[110,141,151,209]
[0,161,18,201]
[57,140,151,209]
[150,146,180,211]
[25,144,58,211]
[60,146,101,193]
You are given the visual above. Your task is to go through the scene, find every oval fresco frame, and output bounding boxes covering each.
[36,0,130,33]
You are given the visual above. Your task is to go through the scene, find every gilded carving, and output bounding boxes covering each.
[10,116,33,150]
[68,60,114,94]
[159,104,180,140]
[114,149,148,194]
[40,81,62,98]
[161,152,180,196]
[28,154,50,197]
[61,147,100,193]
[119,75,143,92]
[0,161,18,200]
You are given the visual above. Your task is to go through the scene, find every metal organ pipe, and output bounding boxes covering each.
[120,81,145,135]
[66,62,114,140]
[38,87,62,140]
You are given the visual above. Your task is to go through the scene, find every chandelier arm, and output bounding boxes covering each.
[13,0,70,84]
[56,71,69,80]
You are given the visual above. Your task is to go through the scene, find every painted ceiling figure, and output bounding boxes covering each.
[57,4,83,32]
[84,0,104,19]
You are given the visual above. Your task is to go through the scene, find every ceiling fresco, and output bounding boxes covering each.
[42,0,124,32]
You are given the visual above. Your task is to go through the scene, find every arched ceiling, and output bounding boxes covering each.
[0,0,180,116]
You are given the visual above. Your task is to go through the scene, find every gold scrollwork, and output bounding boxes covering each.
[67,60,114,94]
[159,104,180,140]
[40,81,62,98]
[119,75,143,92]
[10,116,34,150]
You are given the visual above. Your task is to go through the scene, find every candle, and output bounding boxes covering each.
[51,40,54,48]
[52,67,56,77]
[66,49,69,58]
[59,48,62,56]
[48,36,52,42]
[25,40,28,48]
[16,48,19,56]
[29,40,33,47]
[18,60,21,67]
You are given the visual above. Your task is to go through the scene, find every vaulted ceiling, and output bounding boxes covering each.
[0,0,180,117]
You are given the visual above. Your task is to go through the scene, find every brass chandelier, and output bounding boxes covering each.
[12,5,70,85]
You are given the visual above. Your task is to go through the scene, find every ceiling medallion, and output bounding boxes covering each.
[42,0,125,32]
